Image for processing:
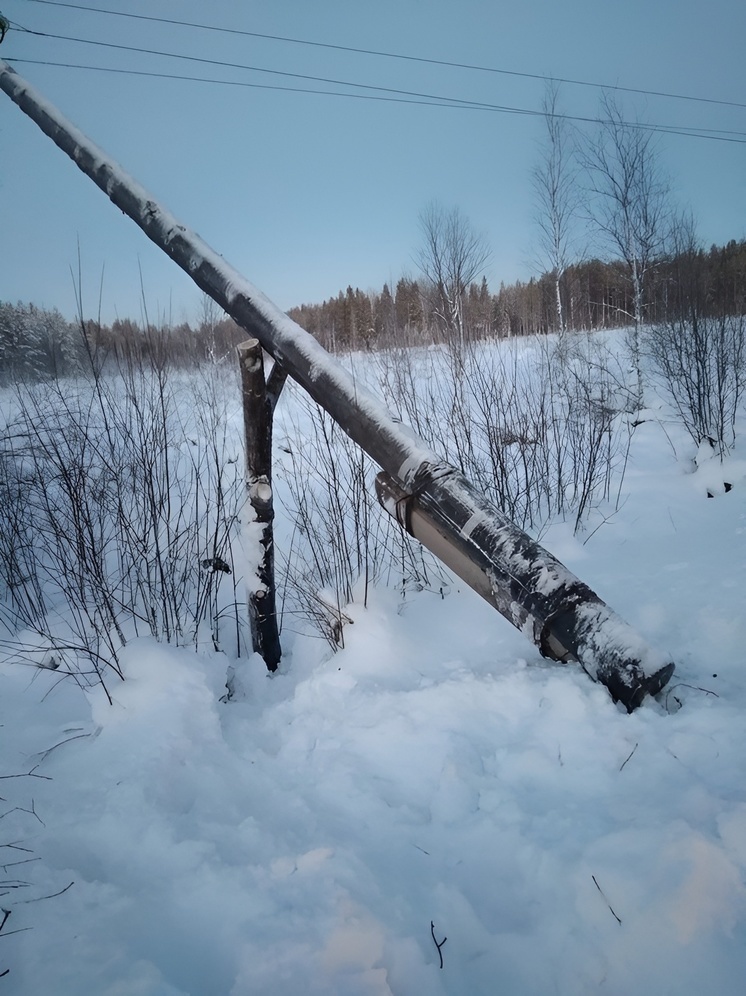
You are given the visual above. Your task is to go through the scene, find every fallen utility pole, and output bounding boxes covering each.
[0,60,675,711]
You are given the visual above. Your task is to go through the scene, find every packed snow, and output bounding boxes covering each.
[1,333,745,995]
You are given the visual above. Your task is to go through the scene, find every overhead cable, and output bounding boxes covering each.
[23,0,746,111]
[7,33,746,143]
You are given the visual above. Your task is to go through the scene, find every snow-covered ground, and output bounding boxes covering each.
[2,336,745,994]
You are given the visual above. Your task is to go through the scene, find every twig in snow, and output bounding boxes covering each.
[582,503,624,547]
[0,842,33,854]
[0,858,40,874]
[430,920,447,969]
[0,882,31,897]
[675,682,718,697]
[16,880,74,904]
[592,875,622,924]
[665,681,719,712]
[0,800,44,827]
[0,766,52,782]
[34,733,92,763]
[619,742,638,771]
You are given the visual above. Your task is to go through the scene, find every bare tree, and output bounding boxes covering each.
[532,82,580,336]
[582,95,670,406]
[415,203,491,349]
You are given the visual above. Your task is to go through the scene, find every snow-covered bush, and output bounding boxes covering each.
[0,356,243,693]
[646,313,746,457]
[274,387,446,648]
[372,333,633,532]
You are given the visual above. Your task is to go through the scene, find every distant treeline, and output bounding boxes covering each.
[0,305,249,383]
[289,240,746,351]
[1,239,744,380]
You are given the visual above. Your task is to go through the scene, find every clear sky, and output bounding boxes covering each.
[1,0,744,325]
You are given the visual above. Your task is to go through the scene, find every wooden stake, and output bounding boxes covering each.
[237,339,283,671]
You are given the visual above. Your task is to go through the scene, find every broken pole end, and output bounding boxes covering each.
[376,470,675,712]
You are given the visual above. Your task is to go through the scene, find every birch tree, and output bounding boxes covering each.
[415,203,491,349]
[532,83,579,336]
[583,95,670,406]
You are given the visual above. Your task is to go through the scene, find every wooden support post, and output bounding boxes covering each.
[237,339,284,671]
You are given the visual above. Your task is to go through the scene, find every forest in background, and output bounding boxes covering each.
[289,239,746,351]
[1,237,745,380]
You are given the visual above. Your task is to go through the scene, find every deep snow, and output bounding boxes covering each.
[1,346,745,995]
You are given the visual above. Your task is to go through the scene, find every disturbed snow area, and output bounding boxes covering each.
[1,364,746,995]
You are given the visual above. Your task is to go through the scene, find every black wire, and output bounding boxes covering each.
[23,0,746,111]
[5,55,745,144]
[1,57,524,112]
[9,23,746,143]
[12,27,531,111]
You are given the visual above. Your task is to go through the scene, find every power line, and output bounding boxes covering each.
[7,31,746,144]
[14,26,529,110]
[4,56,745,145]
[23,0,746,111]
[3,57,535,113]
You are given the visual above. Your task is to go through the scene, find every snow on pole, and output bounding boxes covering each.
[0,60,675,710]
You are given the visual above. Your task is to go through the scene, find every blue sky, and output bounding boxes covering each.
[1,0,744,325]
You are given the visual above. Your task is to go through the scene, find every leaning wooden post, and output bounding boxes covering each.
[0,60,676,711]
[237,339,285,671]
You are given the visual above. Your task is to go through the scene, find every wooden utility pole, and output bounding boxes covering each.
[0,60,675,710]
